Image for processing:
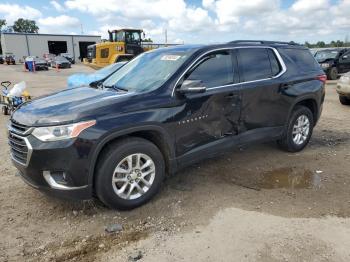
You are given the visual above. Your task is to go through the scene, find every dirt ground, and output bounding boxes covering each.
[0,64,350,262]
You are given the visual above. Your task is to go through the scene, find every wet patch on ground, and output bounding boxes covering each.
[220,166,323,192]
[260,168,322,190]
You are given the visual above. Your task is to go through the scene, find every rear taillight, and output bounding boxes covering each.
[316,74,327,84]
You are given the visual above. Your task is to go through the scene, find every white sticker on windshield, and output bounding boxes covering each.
[161,55,181,61]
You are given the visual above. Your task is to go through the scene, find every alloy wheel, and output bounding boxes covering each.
[292,114,310,145]
[111,153,155,200]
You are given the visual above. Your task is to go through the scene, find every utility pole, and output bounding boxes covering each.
[165,29,167,45]
[80,23,84,34]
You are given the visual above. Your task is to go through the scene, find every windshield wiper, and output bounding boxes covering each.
[103,84,128,92]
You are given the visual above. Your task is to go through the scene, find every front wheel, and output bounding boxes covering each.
[278,106,314,152]
[95,137,165,210]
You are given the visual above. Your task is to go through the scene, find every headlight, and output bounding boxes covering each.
[32,120,96,142]
[321,63,330,68]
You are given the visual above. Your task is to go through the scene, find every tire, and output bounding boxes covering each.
[278,105,314,152]
[339,95,350,105]
[95,137,165,210]
[328,67,338,80]
[2,106,9,115]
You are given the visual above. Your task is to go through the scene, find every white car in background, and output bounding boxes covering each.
[337,72,350,105]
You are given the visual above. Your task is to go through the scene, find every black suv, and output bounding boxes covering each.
[8,41,325,209]
[315,48,350,80]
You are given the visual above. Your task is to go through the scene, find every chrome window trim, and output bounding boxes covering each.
[171,46,287,96]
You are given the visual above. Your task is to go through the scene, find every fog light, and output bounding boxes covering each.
[50,171,68,185]
[43,171,69,189]
[43,171,87,191]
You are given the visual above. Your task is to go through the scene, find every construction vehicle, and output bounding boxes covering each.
[86,28,176,68]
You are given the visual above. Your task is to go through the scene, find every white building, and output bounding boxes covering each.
[1,32,101,62]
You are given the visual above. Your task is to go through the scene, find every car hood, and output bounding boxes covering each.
[12,87,133,126]
[316,58,335,63]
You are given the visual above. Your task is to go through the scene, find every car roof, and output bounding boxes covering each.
[318,48,348,52]
[156,41,307,55]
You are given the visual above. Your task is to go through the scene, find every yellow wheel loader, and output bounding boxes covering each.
[85,28,176,68]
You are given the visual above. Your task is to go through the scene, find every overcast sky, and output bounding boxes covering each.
[0,0,349,44]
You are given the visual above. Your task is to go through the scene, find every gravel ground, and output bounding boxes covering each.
[0,64,350,262]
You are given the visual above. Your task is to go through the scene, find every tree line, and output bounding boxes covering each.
[304,40,350,48]
[0,18,39,34]
[0,18,40,54]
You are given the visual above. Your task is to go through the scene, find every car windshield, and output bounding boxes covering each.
[94,62,126,77]
[315,50,339,60]
[103,50,193,93]
[56,56,68,62]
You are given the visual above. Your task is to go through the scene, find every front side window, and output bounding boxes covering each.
[341,51,350,61]
[186,50,233,88]
[125,31,141,44]
[238,48,272,82]
[101,48,109,58]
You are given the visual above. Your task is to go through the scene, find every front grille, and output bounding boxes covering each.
[8,133,28,165]
[10,121,30,135]
[8,121,32,166]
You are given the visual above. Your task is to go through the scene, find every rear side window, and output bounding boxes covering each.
[238,48,274,82]
[282,48,319,72]
[268,49,281,76]
[186,50,233,88]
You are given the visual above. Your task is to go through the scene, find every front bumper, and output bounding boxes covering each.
[10,128,94,200]
[58,63,70,68]
[17,171,92,199]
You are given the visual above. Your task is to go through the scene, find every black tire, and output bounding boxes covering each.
[339,95,350,105]
[2,106,9,115]
[278,106,314,152]
[328,67,338,80]
[95,137,165,210]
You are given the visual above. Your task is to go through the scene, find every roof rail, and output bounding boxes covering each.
[228,40,300,46]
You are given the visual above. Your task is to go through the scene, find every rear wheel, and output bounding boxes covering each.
[278,106,314,152]
[95,137,165,210]
[328,67,338,80]
[339,95,350,105]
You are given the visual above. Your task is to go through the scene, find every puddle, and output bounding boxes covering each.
[260,168,321,189]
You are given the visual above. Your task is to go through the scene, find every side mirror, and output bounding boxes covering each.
[178,80,206,94]
[342,55,348,60]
